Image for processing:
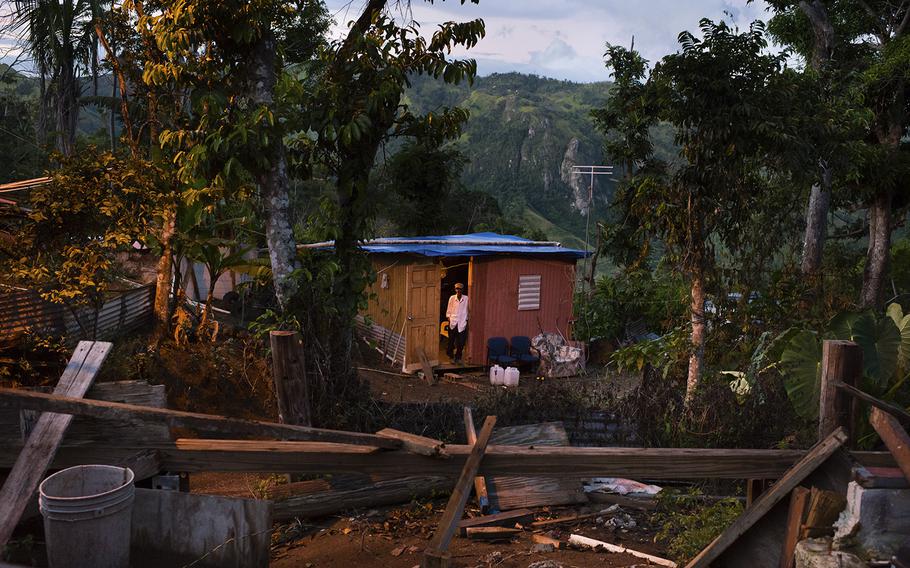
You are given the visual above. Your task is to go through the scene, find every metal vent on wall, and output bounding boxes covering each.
[517,274,541,311]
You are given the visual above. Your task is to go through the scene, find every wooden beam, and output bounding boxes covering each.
[870,406,910,482]
[569,534,677,567]
[376,428,448,458]
[531,510,610,529]
[685,428,848,568]
[0,387,402,450]
[116,449,162,481]
[159,439,808,479]
[457,509,534,536]
[463,407,490,512]
[269,331,311,426]
[818,340,863,442]
[0,341,111,548]
[779,486,810,568]
[423,416,496,566]
[464,527,521,540]
[837,381,910,424]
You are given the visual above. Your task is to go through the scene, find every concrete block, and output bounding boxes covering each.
[834,481,910,558]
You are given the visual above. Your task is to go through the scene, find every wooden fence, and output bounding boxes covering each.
[0,284,155,347]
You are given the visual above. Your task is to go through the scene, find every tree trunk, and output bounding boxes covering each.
[686,266,706,403]
[153,204,177,334]
[56,53,78,156]
[860,188,893,308]
[798,0,835,279]
[800,165,832,275]
[198,279,217,338]
[248,29,297,311]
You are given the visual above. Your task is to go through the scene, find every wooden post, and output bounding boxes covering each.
[463,407,490,512]
[870,406,910,482]
[818,340,862,443]
[779,486,810,568]
[270,331,311,427]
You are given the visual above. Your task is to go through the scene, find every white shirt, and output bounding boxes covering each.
[446,294,468,332]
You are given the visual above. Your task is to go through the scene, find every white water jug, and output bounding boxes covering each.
[504,366,520,387]
[489,365,504,385]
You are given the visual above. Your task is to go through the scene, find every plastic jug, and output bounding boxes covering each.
[504,366,520,387]
[489,365,504,385]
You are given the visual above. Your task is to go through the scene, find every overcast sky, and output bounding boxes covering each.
[0,1,776,82]
[326,0,774,83]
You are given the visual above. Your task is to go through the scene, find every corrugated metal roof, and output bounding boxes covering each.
[300,232,590,259]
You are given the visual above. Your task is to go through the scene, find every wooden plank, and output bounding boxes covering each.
[116,449,162,481]
[0,341,111,548]
[818,340,862,442]
[269,331,311,426]
[685,428,848,568]
[457,509,534,536]
[423,416,497,565]
[0,387,402,450]
[779,486,810,568]
[132,488,272,568]
[870,406,910,482]
[532,533,565,549]
[376,428,448,458]
[801,487,846,538]
[532,510,609,528]
[569,534,677,567]
[836,381,910,424]
[273,476,452,521]
[587,492,657,510]
[417,347,436,385]
[465,527,521,540]
[463,407,490,512]
[158,440,811,479]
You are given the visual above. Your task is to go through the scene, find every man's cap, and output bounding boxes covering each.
[454,283,464,290]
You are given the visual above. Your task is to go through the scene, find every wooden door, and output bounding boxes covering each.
[405,263,440,373]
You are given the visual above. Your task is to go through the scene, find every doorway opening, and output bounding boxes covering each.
[439,257,470,364]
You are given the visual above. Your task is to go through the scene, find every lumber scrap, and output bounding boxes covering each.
[587,492,657,510]
[417,347,436,385]
[801,487,846,538]
[836,381,910,424]
[0,387,402,450]
[376,428,448,458]
[779,486,810,568]
[422,416,497,568]
[463,407,490,511]
[158,439,812,479]
[569,534,677,567]
[870,406,910,482]
[465,527,521,540]
[531,509,612,529]
[685,428,848,568]
[457,509,535,536]
[273,476,451,521]
[532,533,565,549]
[0,341,111,548]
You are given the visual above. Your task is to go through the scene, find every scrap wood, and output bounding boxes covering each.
[422,416,497,568]
[587,492,657,510]
[0,341,111,548]
[417,347,436,386]
[457,509,535,536]
[532,533,565,549]
[836,381,910,424]
[463,407,490,512]
[853,465,910,489]
[0,386,402,450]
[531,507,616,529]
[870,406,910,482]
[685,428,848,568]
[376,428,448,458]
[800,487,846,538]
[779,486,810,568]
[568,534,677,567]
[465,527,522,541]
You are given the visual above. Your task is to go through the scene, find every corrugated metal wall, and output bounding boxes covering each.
[467,256,577,365]
[0,284,155,347]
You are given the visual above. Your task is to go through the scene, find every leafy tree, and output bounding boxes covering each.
[594,20,794,401]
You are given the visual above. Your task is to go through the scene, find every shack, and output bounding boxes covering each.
[314,233,588,372]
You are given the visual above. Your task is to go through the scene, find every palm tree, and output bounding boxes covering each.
[7,0,101,155]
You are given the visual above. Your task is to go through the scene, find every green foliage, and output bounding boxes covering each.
[610,326,689,379]
[654,488,744,564]
[776,303,910,423]
[3,149,167,305]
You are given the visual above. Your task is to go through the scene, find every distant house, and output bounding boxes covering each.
[307,233,588,372]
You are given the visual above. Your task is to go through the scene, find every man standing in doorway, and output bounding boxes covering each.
[446,282,468,363]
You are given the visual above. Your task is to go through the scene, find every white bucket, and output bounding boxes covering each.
[39,465,135,568]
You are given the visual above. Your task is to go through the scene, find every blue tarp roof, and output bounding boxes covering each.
[305,232,590,259]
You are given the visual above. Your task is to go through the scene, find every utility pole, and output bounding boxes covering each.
[571,165,613,293]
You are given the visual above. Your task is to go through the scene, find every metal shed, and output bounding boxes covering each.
[310,233,588,372]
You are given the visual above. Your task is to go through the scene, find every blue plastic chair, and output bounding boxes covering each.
[510,336,540,367]
[487,337,517,366]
